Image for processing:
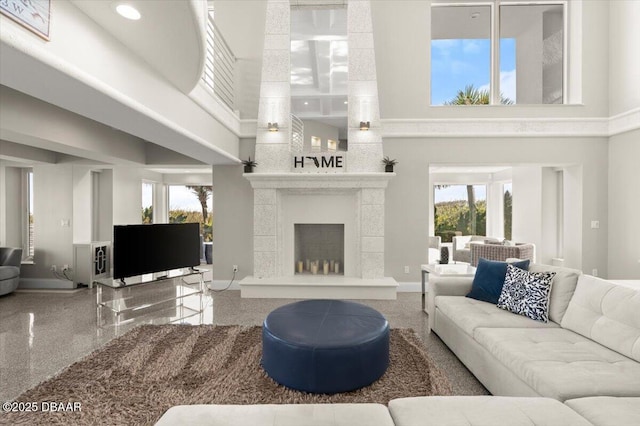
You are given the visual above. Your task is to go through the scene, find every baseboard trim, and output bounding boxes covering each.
[397,282,421,292]
[206,280,421,293]
[208,279,240,291]
[18,278,76,289]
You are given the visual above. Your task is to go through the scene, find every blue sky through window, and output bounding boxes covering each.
[431,38,516,105]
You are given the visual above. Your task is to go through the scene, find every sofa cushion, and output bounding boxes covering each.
[497,265,555,322]
[565,397,640,426]
[561,275,640,362]
[435,296,559,337]
[474,327,640,401]
[467,258,530,304]
[388,396,592,426]
[529,263,581,323]
[155,404,395,426]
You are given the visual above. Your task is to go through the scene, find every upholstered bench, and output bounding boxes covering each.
[388,396,592,426]
[262,299,389,394]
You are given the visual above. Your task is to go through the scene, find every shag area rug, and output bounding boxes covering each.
[3,325,452,425]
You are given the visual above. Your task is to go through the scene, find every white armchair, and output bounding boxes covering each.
[428,236,441,263]
[452,235,485,263]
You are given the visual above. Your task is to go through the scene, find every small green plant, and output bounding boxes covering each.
[382,156,398,166]
[242,157,258,167]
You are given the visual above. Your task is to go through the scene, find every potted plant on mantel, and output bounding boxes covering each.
[242,157,258,173]
[382,156,398,173]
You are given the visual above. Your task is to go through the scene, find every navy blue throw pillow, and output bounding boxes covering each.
[466,258,531,304]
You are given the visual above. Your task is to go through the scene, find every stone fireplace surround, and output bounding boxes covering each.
[239,173,398,300]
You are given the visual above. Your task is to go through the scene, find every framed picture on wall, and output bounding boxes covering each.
[0,0,51,41]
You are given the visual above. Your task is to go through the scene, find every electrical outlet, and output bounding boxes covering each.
[51,265,57,272]
[591,220,600,229]
[63,264,69,271]
[592,269,598,277]
[404,266,410,274]
[233,265,239,273]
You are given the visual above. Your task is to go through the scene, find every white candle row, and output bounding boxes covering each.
[296,259,341,275]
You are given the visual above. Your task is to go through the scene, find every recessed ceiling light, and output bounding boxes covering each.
[344,101,348,105]
[116,4,141,20]
[304,101,309,105]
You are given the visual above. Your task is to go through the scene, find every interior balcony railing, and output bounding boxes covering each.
[202,11,236,111]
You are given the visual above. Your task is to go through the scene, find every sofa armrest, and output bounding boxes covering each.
[427,275,474,332]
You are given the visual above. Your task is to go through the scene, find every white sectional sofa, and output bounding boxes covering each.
[155,263,640,425]
[156,396,640,426]
[428,263,640,401]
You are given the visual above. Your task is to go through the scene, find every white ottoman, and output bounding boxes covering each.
[565,397,640,426]
[155,403,394,426]
[388,396,592,426]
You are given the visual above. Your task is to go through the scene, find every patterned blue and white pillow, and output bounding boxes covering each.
[497,265,556,322]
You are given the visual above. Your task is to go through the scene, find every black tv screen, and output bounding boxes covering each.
[113,223,200,279]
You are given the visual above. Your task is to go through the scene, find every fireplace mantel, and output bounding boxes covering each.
[244,173,395,189]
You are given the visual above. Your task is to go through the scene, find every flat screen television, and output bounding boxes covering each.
[113,223,200,279]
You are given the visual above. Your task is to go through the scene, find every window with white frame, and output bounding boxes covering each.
[23,169,34,259]
[142,181,154,224]
[431,1,566,105]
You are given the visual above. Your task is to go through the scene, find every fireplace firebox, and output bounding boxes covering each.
[294,224,344,275]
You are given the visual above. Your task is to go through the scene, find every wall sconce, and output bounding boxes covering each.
[267,122,279,132]
[359,121,370,131]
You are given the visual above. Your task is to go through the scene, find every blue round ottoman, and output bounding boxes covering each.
[262,299,389,394]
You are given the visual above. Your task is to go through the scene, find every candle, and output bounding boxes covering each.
[297,261,303,274]
[334,262,340,274]
[305,259,310,271]
[311,261,318,275]
[323,261,329,275]
[330,260,335,270]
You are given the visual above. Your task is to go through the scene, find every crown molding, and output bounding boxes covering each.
[235,111,639,139]
[609,108,640,136]
[380,117,611,138]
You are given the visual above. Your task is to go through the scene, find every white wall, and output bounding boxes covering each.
[212,137,609,282]
[21,165,74,279]
[97,169,113,243]
[0,164,23,248]
[608,129,640,278]
[111,168,160,226]
[609,0,640,116]
[72,166,93,243]
[371,0,609,118]
[512,167,543,259]
[384,137,608,282]
[212,139,255,280]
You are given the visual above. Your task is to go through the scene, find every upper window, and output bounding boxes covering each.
[431,2,565,105]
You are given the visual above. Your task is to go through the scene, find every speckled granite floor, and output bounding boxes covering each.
[0,286,488,402]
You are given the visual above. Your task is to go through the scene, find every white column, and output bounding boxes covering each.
[347,0,384,172]
[254,0,291,173]
[361,188,385,278]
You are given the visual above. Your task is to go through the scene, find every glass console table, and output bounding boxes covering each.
[95,268,206,333]
[421,263,476,312]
